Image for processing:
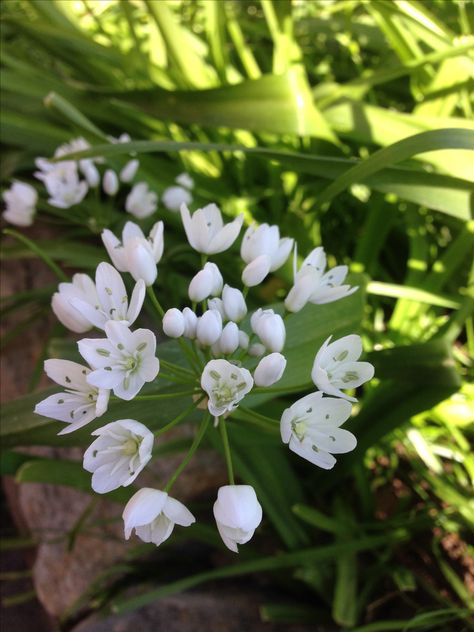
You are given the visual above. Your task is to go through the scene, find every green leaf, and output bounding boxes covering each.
[58,139,474,220]
[315,128,474,209]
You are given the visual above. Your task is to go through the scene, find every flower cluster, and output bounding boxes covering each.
[1,134,195,227]
[34,190,373,554]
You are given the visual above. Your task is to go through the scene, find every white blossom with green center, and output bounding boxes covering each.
[201,359,253,417]
[280,391,357,469]
[78,321,159,400]
[34,359,109,435]
[83,419,154,493]
[311,334,375,402]
[69,261,145,331]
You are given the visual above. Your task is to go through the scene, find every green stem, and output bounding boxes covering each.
[159,358,195,380]
[238,406,280,428]
[159,371,194,385]
[164,413,210,492]
[219,418,235,485]
[147,285,165,318]
[3,229,68,282]
[251,383,313,395]
[155,396,205,438]
[231,409,279,434]
[122,389,198,401]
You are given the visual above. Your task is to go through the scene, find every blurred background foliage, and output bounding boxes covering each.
[0,0,473,630]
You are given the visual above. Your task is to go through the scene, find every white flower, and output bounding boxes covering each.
[196,309,222,346]
[311,335,374,402]
[208,297,226,320]
[188,263,223,302]
[56,137,101,187]
[201,359,253,417]
[69,262,145,331]
[123,488,195,546]
[176,173,194,189]
[103,169,119,196]
[241,224,293,287]
[182,307,198,338]
[219,322,239,355]
[2,182,37,227]
[180,202,243,254]
[52,273,98,333]
[254,353,287,387]
[34,359,109,434]
[120,159,139,183]
[280,391,356,469]
[37,160,88,209]
[83,419,154,493]
[238,330,249,350]
[285,246,358,313]
[162,308,185,338]
[162,186,192,212]
[251,308,285,353]
[101,221,164,285]
[125,182,158,219]
[78,321,160,400]
[213,485,262,553]
[222,285,247,323]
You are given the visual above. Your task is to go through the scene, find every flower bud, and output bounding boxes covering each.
[208,297,226,320]
[182,307,198,338]
[254,353,287,387]
[284,275,315,313]
[103,169,119,196]
[251,309,285,352]
[52,292,92,333]
[213,485,263,553]
[222,285,247,323]
[162,308,185,338]
[162,186,192,212]
[242,254,272,287]
[238,330,249,350]
[82,162,100,188]
[249,343,266,357]
[219,322,239,354]
[127,242,157,286]
[188,263,223,302]
[196,309,222,346]
[120,159,139,183]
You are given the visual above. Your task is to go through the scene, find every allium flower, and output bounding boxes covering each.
[69,262,145,331]
[196,310,223,346]
[280,392,356,469]
[254,352,287,387]
[241,224,293,287]
[188,263,223,302]
[120,159,139,183]
[34,360,109,434]
[162,173,194,212]
[2,182,37,227]
[78,321,160,400]
[201,359,253,417]
[125,182,158,219]
[182,307,198,338]
[101,221,164,286]
[56,137,101,187]
[285,246,358,313]
[250,308,286,352]
[222,285,247,323]
[312,335,375,402]
[37,160,88,209]
[213,485,263,553]
[103,169,119,196]
[52,273,98,333]
[162,308,185,338]
[83,419,154,493]
[219,322,240,354]
[180,202,243,254]
[123,488,195,546]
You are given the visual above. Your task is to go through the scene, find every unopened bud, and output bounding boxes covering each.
[254,353,287,386]
[163,308,185,338]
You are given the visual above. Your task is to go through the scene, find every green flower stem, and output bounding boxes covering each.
[3,229,68,282]
[200,254,208,268]
[251,383,313,395]
[219,418,235,485]
[155,396,205,438]
[231,409,279,435]
[125,389,199,401]
[159,371,195,385]
[159,358,195,378]
[164,412,211,492]
[147,285,165,318]
[242,286,249,299]
[237,405,280,428]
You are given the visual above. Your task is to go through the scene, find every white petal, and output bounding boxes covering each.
[270,237,294,271]
[163,497,196,527]
[43,359,90,391]
[122,488,167,537]
[127,279,146,325]
[207,215,243,254]
[242,255,271,287]
[78,338,116,369]
[289,437,337,469]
